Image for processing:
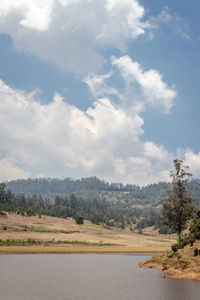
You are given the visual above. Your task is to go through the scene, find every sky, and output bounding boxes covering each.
[0,0,200,185]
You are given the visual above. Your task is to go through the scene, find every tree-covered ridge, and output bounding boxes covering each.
[0,183,145,229]
[0,182,171,231]
[2,177,200,233]
[5,177,200,206]
[6,177,171,205]
[6,177,140,194]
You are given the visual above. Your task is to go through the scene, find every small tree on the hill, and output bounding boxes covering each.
[161,159,194,243]
[75,215,84,225]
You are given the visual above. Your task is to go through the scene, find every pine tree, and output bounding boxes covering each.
[161,159,194,242]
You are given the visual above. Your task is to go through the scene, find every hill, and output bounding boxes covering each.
[2,178,200,233]
[0,212,176,254]
[5,177,200,206]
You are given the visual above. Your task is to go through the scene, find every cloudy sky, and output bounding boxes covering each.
[0,0,200,185]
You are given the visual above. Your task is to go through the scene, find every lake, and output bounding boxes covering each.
[0,254,200,300]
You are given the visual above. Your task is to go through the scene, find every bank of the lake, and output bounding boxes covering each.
[139,240,200,281]
[0,244,165,254]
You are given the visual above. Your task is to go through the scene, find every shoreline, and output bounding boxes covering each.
[0,245,165,255]
[140,260,200,281]
[139,242,200,281]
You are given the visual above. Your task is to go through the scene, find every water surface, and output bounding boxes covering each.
[0,254,200,300]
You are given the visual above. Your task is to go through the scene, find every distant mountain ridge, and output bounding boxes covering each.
[5,177,200,206]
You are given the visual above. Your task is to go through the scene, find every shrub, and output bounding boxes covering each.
[159,225,174,234]
[194,248,199,256]
[75,216,84,225]
[171,236,192,252]
[179,237,190,248]
[27,238,36,244]
[171,243,180,252]
[190,210,200,240]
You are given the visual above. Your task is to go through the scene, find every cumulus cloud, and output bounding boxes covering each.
[111,55,177,113]
[0,0,149,73]
[0,158,29,182]
[0,78,176,185]
[0,1,197,186]
[183,150,200,177]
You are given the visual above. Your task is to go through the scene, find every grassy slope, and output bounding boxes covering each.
[0,212,176,254]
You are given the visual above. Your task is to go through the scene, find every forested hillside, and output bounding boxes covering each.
[6,177,171,205]
[5,177,200,206]
[0,183,157,229]
[2,177,200,233]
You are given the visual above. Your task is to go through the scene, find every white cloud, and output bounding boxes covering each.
[0,0,54,31]
[0,158,29,182]
[183,150,200,177]
[151,6,190,40]
[0,2,197,186]
[144,142,170,161]
[84,72,120,99]
[0,0,148,73]
[0,79,175,185]
[111,55,177,113]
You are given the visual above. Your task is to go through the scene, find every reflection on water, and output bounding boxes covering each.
[0,254,200,300]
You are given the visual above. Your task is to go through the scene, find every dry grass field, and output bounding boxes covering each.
[0,212,177,253]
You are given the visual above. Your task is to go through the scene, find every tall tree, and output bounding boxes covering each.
[161,159,194,242]
[0,183,7,203]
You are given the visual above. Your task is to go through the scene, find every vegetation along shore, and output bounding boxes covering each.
[140,160,200,280]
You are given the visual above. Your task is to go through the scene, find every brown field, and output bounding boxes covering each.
[0,213,177,254]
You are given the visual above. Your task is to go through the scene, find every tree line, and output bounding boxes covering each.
[0,183,145,229]
[5,176,200,207]
[2,160,200,236]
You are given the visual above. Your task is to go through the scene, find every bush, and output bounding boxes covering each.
[0,239,5,246]
[171,243,180,252]
[159,225,169,234]
[75,216,84,225]
[27,238,36,244]
[194,248,199,256]
[171,235,194,252]
[190,210,200,240]
[137,228,143,234]
[179,237,190,248]
[159,225,174,235]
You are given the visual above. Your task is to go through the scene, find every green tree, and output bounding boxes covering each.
[189,210,200,240]
[75,215,84,225]
[161,159,194,242]
[0,183,7,203]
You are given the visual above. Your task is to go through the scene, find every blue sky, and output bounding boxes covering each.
[0,0,199,185]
